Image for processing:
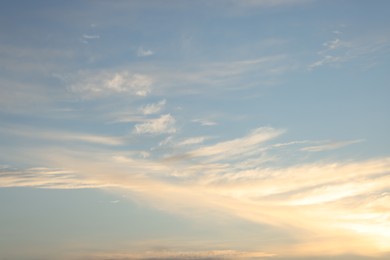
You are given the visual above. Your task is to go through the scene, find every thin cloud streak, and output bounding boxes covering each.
[301,139,364,152]
[2,127,389,256]
[69,71,152,98]
[0,125,125,146]
[86,249,275,259]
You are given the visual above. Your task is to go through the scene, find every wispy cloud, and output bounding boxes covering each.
[301,139,364,152]
[137,46,154,57]
[308,37,350,70]
[145,55,291,96]
[235,0,313,7]
[69,71,152,98]
[192,119,218,126]
[187,127,283,162]
[0,125,125,146]
[82,34,100,39]
[308,33,389,70]
[2,127,389,256]
[139,99,166,115]
[86,249,274,259]
[0,166,105,189]
[134,114,176,135]
[177,136,208,146]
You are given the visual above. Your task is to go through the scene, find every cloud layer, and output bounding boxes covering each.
[1,127,389,257]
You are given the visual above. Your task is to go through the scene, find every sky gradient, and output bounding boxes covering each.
[0,1,390,259]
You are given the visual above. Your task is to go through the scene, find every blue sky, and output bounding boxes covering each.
[0,1,389,259]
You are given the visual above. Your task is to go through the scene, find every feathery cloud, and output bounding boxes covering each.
[2,127,389,256]
[69,71,152,98]
[86,249,274,259]
[188,127,283,162]
[301,139,364,152]
[234,0,313,7]
[0,125,124,146]
[137,46,154,57]
[82,34,100,39]
[139,99,166,115]
[177,136,207,146]
[0,166,105,189]
[192,119,218,126]
[134,114,176,135]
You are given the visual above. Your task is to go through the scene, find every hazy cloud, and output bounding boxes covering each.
[137,46,154,57]
[177,136,207,146]
[134,114,176,135]
[192,119,218,126]
[0,166,106,189]
[2,127,389,256]
[86,249,274,259]
[301,139,364,152]
[139,100,166,115]
[0,125,125,146]
[82,34,100,39]
[234,0,313,7]
[188,127,283,161]
[69,71,152,98]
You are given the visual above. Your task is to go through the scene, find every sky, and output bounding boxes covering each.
[0,0,389,259]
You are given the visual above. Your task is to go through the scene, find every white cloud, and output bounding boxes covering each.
[188,127,283,162]
[192,119,218,126]
[137,46,154,57]
[139,99,166,115]
[80,34,100,44]
[308,37,350,70]
[235,0,313,7]
[3,126,390,256]
[134,114,176,135]
[308,34,388,70]
[0,166,106,189]
[149,54,290,95]
[301,139,364,152]
[0,125,124,146]
[106,73,151,96]
[82,34,100,39]
[323,38,342,50]
[139,151,150,158]
[158,135,173,147]
[87,249,274,259]
[177,136,207,146]
[70,71,152,98]
[308,55,340,69]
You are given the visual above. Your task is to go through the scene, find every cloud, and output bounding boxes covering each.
[308,55,341,70]
[139,99,166,115]
[323,38,342,50]
[187,127,283,162]
[134,114,176,135]
[177,136,207,146]
[2,127,390,257]
[86,249,274,259]
[233,0,313,7]
[192,119,218,126]
[69,71,152,98]
[137,46,154,57]
[301,139,364,152]
[147,54,291,96]
[308,34,389,70]
[80,34,100,44]
[0,125,125,146]
[0,166,105,189]
[82,34,100,39]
